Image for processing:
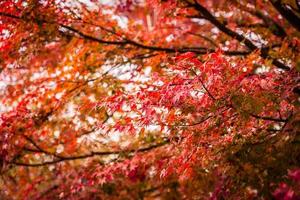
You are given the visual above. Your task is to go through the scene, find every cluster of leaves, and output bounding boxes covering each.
[0,0,299,199]
[273,169,300,200]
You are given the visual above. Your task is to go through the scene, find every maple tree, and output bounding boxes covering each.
[0,0,300,199]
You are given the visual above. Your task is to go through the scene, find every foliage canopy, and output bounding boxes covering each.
[0,0,300,199]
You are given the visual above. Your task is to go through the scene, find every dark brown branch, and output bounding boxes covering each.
[11,139,170,167]
[66,24,247,55]
[190,69,216,100]
[227,102,288,123]
[249,113,288,123]
[22,135,60,158]
[270,0,300,32]
[59,24,127,45]
[0,12,21,20]
[234,1,287,37]
[0,12,251,56]
[184,1,290,70]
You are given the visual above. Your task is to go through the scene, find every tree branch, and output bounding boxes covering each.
[233,0,287,37]
[249,113,288,123]
[184,0,290,70]
[11,139,170,167]
[0,12,251,56]
[270,0,300,32]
